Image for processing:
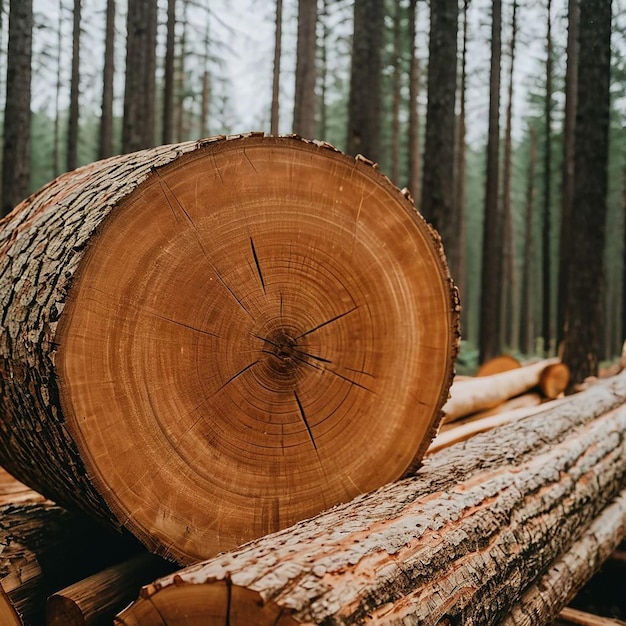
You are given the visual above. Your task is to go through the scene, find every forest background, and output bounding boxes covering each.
[0,0,624,386]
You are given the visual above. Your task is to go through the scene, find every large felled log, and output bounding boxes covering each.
[116,372,626,626]
[0,134,459,564]
[0,503,144,626]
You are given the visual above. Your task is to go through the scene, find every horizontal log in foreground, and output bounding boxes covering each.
[116,372,626,626]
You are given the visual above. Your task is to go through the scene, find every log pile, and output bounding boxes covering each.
[1,135,625,625]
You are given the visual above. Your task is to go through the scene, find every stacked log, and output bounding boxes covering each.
[116,372,626,625]
[0,134,459,564]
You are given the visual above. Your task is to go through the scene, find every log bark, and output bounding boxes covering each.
[0,502,143,626]
[0,133,459,564]
[554,609,626,626]
[116,372,626,626]
[46,553,175,626]
[442,358,559,423]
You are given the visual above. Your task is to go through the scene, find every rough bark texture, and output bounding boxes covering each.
[562,0,612,386]
[99,0,116,160]
[0,134,458,565]
[292,0,317,139]
[479,0,502,363]
[420,0,458,250]
[117,373,626,626]
[1,0,32,217]
[0,502,143,626]
[346,0,384,162]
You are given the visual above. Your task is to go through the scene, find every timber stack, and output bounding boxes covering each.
[0,134,624,625]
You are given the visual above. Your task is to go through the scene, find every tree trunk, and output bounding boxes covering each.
[520,126,538,354]
[407,0,421,205]
[562,0,612,387]
[346,0,384,162]
[292,0,317,139]
[542,0,553,356]
[270,0,282,135]
[390,1,402,184]
[557,0,580,351]
[67,0,81,172]
[479,0,502,363]
[122,0,157,153]
[0,134,459,565]
[116,372,626,626]
[1,0,32,217]
[53,0,64,177]
[99,0,116,160]
[162,0,176,145]
[175,1,188,143]
[200,17,210,139]
[500,0,518,351]
[420,0,458,250]
[0,503,143,626]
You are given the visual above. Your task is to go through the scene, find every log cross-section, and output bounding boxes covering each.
[117,373,626,625]
[0,134,459,564]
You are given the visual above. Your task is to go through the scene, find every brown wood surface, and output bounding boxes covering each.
[0,502,143,626]
[554,608,626,626]
[116,372,626,626]
[0,134,459,564]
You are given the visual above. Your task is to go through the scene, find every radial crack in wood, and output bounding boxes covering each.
[0,134,459,564]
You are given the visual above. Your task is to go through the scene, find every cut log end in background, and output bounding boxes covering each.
[0,134,459,564]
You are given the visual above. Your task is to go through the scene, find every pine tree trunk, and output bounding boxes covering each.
[117,373,626,626]
[562,0,612,387]
[292,0,317,139]
[390,1,402,184]
[346,0,384,162]
[53,0,63,177]
[99,0,116,160]
[0,134,459,565]
[557,0,579,350]
[1,0,32,217]
[479,0,502,363]
[520,127,538,354]
[162,0,176,145]
[407,0,421,205]
[67,0,81,172]
[271,0,282,135]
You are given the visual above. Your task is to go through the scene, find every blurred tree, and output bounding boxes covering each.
[346,0,384,161]
[479,0,502,363]
[163,0,176,144]
[562,0,612,386]
[293,0,317,138]
[407,0,420,205]
[271,0,282,135]
[420,0,457,245]
[99,0,116,159]
[122,0,157,152]
[67,0,81,171]
[2,0,32,217]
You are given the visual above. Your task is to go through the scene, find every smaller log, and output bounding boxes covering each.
[554,608,626,626]
[0,467,44,505]
[539,362,571,399]
[476,354,521,377]
[46,553,176,626]
[0,503,145,625]
[442,358,559,423]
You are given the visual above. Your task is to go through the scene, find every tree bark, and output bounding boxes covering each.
[99,0,116,160]
[479,0,502,363]
[420,0,458,250]
[562,0,612,387]
[390,1,402,184]
[67,0,81,172]
[292,0,317,139]
[407,0,420,205]
[116,372,626,626]
[0,134,458,565]
[53,0,64,177]
[346,0,384,162]
[270,0,282,135]
[1,0,32,217]
[162,0,176,145]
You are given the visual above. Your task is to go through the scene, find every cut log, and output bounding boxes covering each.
[539,361,571,399]
[116,372,626,626]
[553,609,626,626]
[0,503,144,626]
[0,467,44,505]
[46,553,176,626]
[475,353,521,376]
[0,133,459,564]
[442,357,559,423]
